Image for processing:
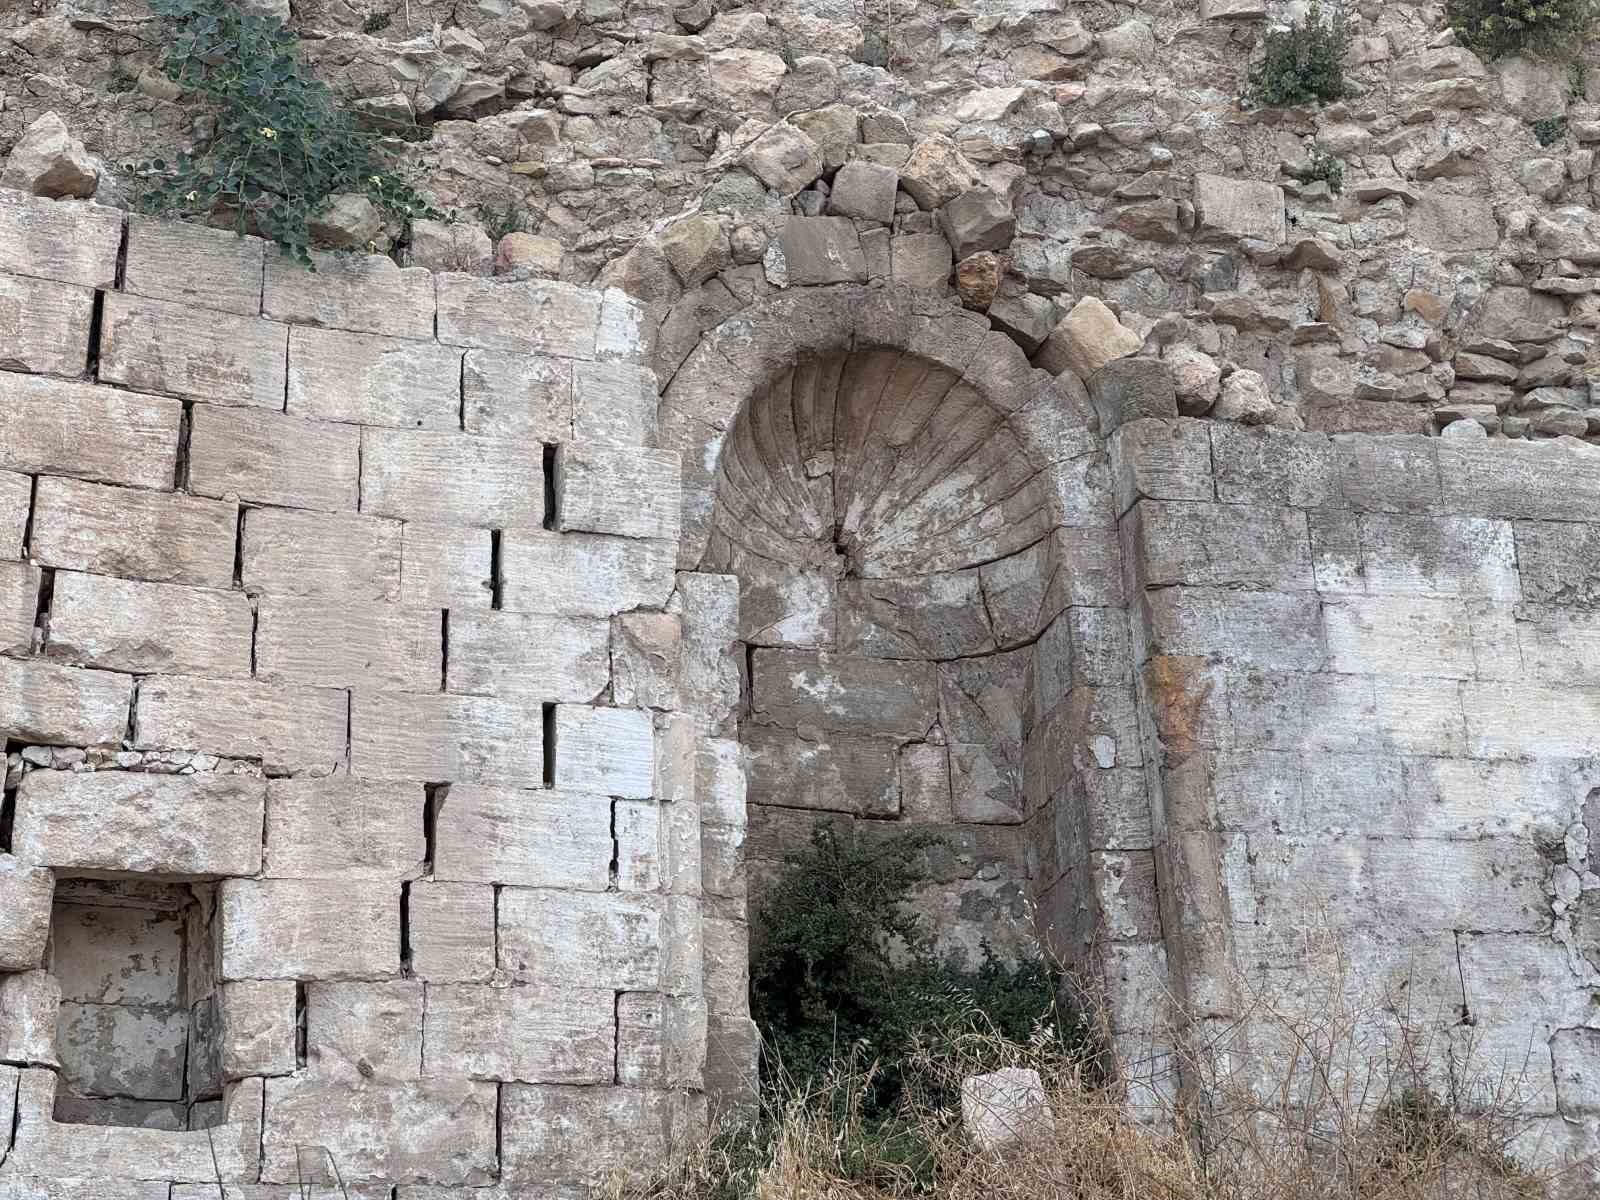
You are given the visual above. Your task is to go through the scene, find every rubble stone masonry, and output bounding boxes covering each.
[4,183,1600,1194]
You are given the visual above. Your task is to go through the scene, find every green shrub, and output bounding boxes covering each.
[136,0,435,264]
[1308,148,1345,194]
[1248,3,1348,107]
[1448,0,1599,59]
[750,825,1078,1117]
[1533,114,1568,144]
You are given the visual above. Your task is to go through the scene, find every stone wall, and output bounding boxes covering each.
[0,186,741,1193]
[7,171,1600,1193]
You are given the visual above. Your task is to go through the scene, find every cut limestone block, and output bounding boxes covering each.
[135,675,348,774]
[99,292,289,409]
[13,770,266,878]
[288,325,463,429]
[433,784,612,889]
[0,856,54,971]
[255,595,440,691]
[30,476,237,588]
[422,983,615,1084]
[46,571,251,677]
[445,610,608,700]
[498,888,664,990]
[188,405,361,512]
[123,216,267,316]
[259,1075,497,1186]
[553,705,655,798]
[220,879,398,981]
[264,775,425,880]
[408,881,496,983]
[350,691,543,787]
[360,428,543,527]
[0,656,131,745]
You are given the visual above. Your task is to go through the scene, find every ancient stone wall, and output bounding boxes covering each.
[8,169,1600,1193]
[0,187,743,1194]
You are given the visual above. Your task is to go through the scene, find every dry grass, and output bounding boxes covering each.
[607,927,1590,1200]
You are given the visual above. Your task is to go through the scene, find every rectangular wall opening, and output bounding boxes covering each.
[46,878,221,1130]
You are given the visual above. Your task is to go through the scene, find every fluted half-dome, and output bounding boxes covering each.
[703,349,1053,580]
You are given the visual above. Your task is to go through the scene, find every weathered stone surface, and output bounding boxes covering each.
[221,879,397,981]
[500,1084,694,1189]
[1035,295,1142,380]
[406,219,493,274]
[0,656,130,745]
[752,648,937,738]
[0,558,37,656]
[423,984,614,1083]
[1089,357,1178,433]
[304,981,422,1081]
[1212,367,1275,424]
[447,610,607,702]
[0,271,93,377]
[362,429,543,526]
[892,231,954,289]
[0,856,53,972]
[0,469,28,559]
[31,476,236,588]
[99,293,289,409]
[257,595,439,691]
[499,889,663,988]
[740,122,823,194]
[409,881,496,982]
[351,691,544,786]
[264,251,435,340]
[552,704,655,798]
[288,326,463,429]
[4,1069,261,1181]
[242,508,401,600]
[136,675,347,774]
[954,250,1003,309]
[961,1067,1053,1151]
[434,784,611,888]
[264,776,424,879]
[612,611,682,708]
[46,571,249,676]
[462,349,572,440]
[189,405,361,511]
[1195,173,1286,244]
[124,217,266,316]
[618,992,706,1087]
[220,980,297,1079]
[829,159,898,223]
[780,216,868,285]
[0,189,122,288]
[1410,192,1499,250]
[574,359,657,446]
[261,1076,497,1185]
[14,771,265,878]
[659,214,729,287]
[393,523,489,612]
[745,725,899,816]
[437,274,602,357]
[940,187,1016,259]
[900,137,981,209]
[559,446,681,540]
[2,112,97,198]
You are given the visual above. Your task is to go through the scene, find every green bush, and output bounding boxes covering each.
[1308,148,1345,194]
[1533,114,1569,144]
[1248,3,1348,107]
[750,825,1078,1116]
[1448,0,1599,59]
[136,0,435,264]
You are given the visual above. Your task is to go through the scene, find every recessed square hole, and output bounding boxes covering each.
[47,878,221,1130]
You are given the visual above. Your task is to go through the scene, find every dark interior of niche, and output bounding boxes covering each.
[46,877,225,1131]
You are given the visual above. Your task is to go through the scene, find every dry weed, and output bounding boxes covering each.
[607,923,1592,1200]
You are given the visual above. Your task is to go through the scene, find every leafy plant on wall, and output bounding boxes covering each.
[134,0,436,264]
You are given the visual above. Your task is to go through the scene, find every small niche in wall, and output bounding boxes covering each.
[47,878,223,1130]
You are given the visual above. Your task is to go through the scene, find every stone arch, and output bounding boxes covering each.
[659,283,1169,1070]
